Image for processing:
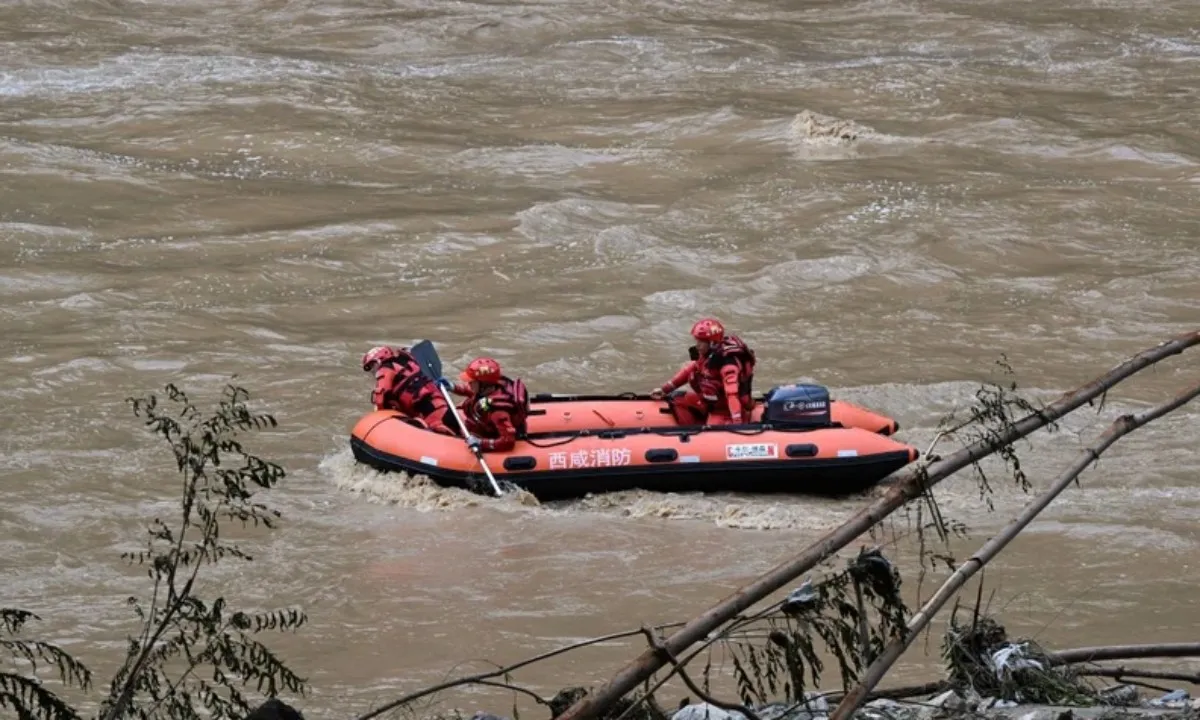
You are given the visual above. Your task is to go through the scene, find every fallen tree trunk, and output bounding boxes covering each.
[828,379,1200,720]
[555,330,1199,720]
[1049,644,1200,667]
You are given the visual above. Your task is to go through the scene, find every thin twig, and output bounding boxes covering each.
[822,681,948,704]
[356,623,685,720]
[1107,679,1176,695]
[471,679,551,705]
[829,379,1200,720]
[638,627,761,720]
[612,604,793,720]
[555,331,1200,720]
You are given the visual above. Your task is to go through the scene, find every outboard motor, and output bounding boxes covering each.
[762,383,832,429]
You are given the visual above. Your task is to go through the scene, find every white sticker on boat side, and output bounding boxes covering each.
[680,455,701,463]
[725,443,779,460]
[837,449,858,457]
[420,456,439,466]
[548,448,634,470]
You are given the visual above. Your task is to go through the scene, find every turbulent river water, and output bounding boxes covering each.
[3,0,1199,716]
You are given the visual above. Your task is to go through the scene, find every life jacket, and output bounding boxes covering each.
[689,335,756,405]
[372,350,435,413]
[462,376,530,437]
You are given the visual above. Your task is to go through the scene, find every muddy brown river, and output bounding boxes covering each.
[3,0,1199,716]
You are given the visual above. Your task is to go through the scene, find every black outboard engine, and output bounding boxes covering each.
[762,383,832,429]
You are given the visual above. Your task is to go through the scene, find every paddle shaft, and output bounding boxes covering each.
[436,383,504,497]
[407,340,504,497]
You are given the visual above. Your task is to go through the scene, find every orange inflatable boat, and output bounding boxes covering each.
[350,383,919,501]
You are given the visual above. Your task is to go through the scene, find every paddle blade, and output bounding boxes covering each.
[410,339,443,380]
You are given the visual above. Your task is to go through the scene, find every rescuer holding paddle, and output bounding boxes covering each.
[441,356,530,454]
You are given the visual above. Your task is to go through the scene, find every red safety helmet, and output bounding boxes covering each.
[691,318,725,343]
[460,356,502,384]
[362,346,396,372]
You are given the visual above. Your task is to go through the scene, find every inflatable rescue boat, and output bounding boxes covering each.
[350,383,919,501]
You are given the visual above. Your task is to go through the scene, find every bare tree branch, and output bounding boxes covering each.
[829,379,1200,720]
[356,623,685,720]
[554,330,1200,720]
[471,679,552,705]
[637,627,761,720]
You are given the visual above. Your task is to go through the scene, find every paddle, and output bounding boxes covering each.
[409,340,504,497]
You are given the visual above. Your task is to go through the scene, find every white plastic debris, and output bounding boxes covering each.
[672,703,748,720]
[989,642,1045,679]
